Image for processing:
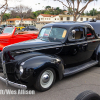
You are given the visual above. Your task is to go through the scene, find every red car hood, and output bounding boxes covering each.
[0,33,12,38]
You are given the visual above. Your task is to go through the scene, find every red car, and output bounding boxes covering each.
[0,27,39,51]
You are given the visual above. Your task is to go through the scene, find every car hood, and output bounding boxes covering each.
[0,33,12,38]
[3,39,62,52]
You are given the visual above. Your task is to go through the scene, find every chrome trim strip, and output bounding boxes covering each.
[0,76,27,90]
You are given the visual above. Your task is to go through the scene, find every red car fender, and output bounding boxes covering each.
[0,44,5,51]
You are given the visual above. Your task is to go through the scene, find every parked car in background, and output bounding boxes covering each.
[0,25,7,34]
[22,25,38,31]
[0,27,39,51]
[0,27,3,34]
[0,25,7,29]
[16,26,25,30]
[7,25,13,27]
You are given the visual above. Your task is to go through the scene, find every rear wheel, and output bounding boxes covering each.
[34,68,56,92]
[75,90,100,100]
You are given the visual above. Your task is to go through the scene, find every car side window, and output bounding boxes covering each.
[68,28,85,40]
[87,28,95,40]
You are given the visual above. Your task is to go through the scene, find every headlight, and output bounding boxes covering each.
[20,66,24,75]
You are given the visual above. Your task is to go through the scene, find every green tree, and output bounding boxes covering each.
[89,8,98,16]
[2,13,10,21]
[45,6,51,10]
[85,9,99,16]
[16,16,20,18]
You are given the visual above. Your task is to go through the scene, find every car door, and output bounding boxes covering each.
[60,27,89,68]
[86,27,100,60]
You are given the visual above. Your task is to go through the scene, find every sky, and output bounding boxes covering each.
[7,0,100,12]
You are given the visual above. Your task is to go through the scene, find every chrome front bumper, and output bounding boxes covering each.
[0,76,27,90]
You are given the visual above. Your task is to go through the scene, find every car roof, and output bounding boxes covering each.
[43,22,89,29]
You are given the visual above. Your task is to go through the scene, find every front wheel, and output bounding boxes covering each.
[34,68,56,92]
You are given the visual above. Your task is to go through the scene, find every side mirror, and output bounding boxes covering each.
[72,30,76,39]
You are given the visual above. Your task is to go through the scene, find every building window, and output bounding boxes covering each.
[55,18,56,20]
[80,18,83,21]
[61,17,63,20]
[57,18,59,20]
[49,18,50,20]
[41,18,44,20]
[10,21,14,23]
[67,17,70,20]
[45,18,46,20]
[86,18,89,21]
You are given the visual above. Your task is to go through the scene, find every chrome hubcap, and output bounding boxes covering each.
[42,74,50,83]
[40,70,54,88]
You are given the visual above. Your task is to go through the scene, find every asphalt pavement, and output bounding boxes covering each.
[0,66,100,100]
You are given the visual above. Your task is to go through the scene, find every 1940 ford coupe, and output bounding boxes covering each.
[0,22,100,92]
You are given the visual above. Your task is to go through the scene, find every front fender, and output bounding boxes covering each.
[21,55,64,80]
[0,44,5,51]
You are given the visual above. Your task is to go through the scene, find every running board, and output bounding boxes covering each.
[63,60,98,77]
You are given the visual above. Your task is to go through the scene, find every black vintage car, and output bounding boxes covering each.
[0,22,100,91]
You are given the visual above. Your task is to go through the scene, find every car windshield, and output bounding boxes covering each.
[3,27,14,34]
[39,27,67,42]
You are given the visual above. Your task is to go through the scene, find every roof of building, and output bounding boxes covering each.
[64,11,68,12]
[38,14,58,17]
[7,18,34,21]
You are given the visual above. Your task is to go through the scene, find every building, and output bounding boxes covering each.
[36,14,58,29]
[64,11,68,15]
[36,14,96,29]
[1,21,6,25]
[6,18,35,26]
